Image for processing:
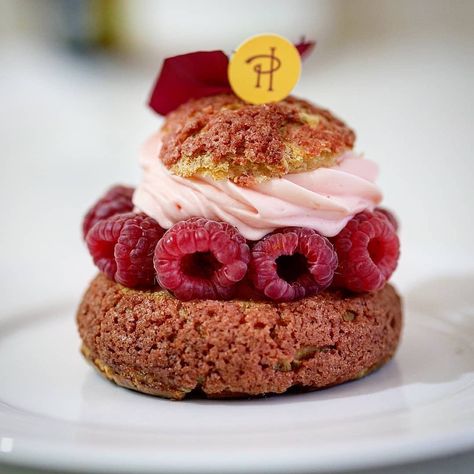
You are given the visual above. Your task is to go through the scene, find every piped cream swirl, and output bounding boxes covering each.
[133,132,382,240]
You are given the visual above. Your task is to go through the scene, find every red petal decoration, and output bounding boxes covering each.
[148,50,232,116]
[295,38,316,59]
[149,39,316,115]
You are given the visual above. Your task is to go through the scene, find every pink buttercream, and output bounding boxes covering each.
[133,133,382,240]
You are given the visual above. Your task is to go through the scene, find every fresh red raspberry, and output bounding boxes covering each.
[332,211,400,293]
[249,228,338,302]
[154,217,250,301]
[375,207,399,231]
[86,212,164,288]
[82,185,135,239]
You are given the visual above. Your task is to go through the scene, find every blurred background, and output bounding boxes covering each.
[2,0,474,315]
[1,0,474,324]
[1,1,474,473]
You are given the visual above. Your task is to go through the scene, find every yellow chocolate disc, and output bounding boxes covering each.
[228,33,302,105]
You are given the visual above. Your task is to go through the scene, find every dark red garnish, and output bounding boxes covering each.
[295,38,316,58]
[149,51,232,116]
[149,39,316,115]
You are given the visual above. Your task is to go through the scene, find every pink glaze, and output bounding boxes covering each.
[133,132,382,240]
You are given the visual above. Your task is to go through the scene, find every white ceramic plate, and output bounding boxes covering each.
[1,275,474,473]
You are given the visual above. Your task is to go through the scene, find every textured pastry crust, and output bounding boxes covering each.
[159,94,355,185]
[77,274,402,400]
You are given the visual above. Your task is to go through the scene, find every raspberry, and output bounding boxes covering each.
[154,217,250,301]
[249,228,338,302]
[82,185,134,239]
[332,211,400,293]
[86,212,164,288]
[375,207,399,231]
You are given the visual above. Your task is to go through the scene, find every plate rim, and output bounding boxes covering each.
[1,303,474,473]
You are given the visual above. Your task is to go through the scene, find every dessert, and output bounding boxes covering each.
[77,41,402,399]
